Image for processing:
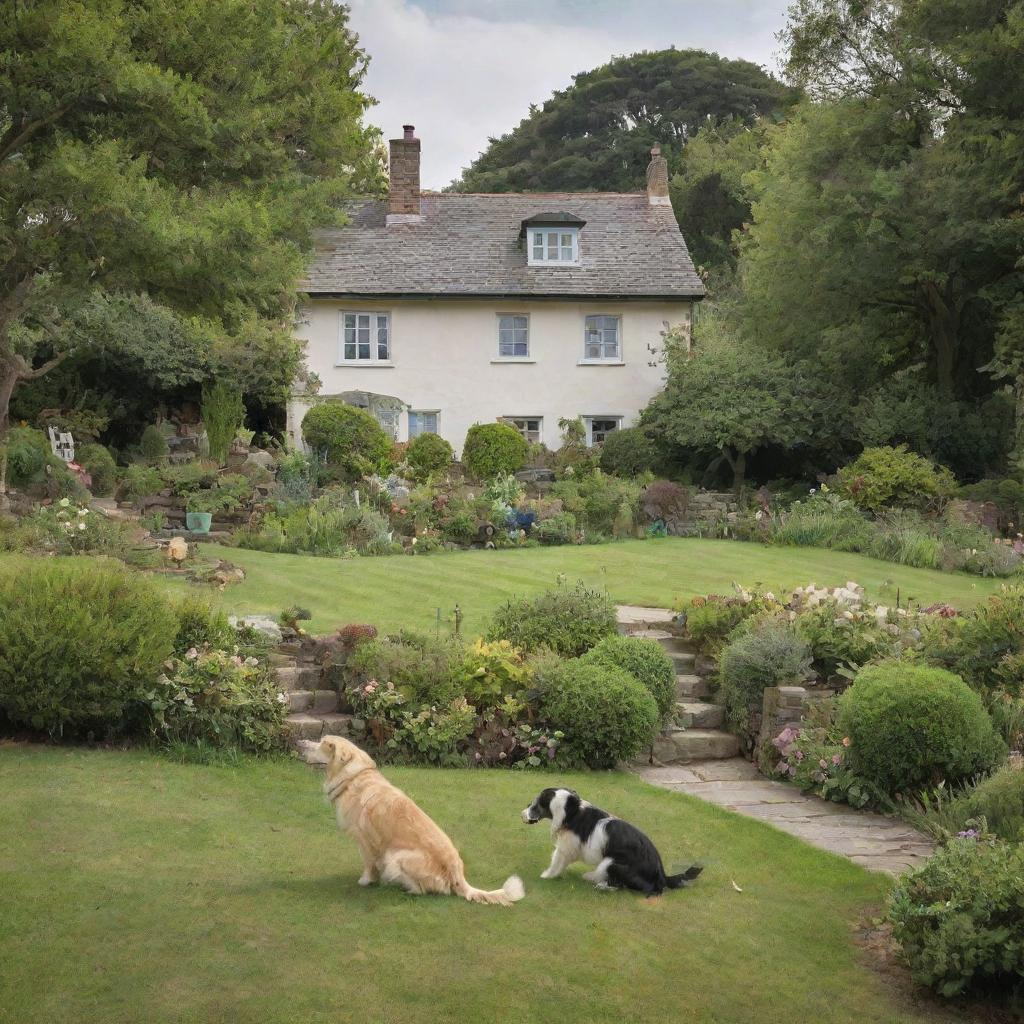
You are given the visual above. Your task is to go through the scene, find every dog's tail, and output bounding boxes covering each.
[665,865,703,889]
[457,874,526,906]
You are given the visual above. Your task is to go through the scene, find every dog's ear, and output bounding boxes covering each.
[319,735,352,764]
[563,792,581,822]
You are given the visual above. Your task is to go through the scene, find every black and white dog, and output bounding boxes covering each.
[521,787,702,895]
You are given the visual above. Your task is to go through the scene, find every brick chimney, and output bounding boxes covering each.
[387,124,422,224]
[646,144,670,206]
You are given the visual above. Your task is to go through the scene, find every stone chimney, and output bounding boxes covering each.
[646,144,671,206]
[387,124,422,224]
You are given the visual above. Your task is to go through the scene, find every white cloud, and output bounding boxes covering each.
[349,0,790,188]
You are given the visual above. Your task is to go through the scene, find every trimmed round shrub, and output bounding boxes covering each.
[301,402,392,478]
[485,583,617,657]
[461,422,528,480]
[837,663,1005,794]
[888,837,1024,997]
[836,444,955,512]
[173,596,237,655]
[719,619,811,747]
[78,443,118,496]
[406,432,453,476]
[0,560,179,735]
[140,424,169,463]
[540,660,659,768]
[582,634,676,719]
[599,426,657,477]
[3,426,50,484]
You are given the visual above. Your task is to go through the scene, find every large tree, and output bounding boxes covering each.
[451,49,797,193]
[643,307,830,491]
[0,0,383,434]
[754,0,1024,407]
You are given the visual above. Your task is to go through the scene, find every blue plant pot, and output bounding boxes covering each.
[185,512,212,534]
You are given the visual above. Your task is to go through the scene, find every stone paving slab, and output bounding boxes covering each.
[616,604,676,626]
[636,758,934,874]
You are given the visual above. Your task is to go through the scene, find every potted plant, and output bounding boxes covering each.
[185,492,217,534]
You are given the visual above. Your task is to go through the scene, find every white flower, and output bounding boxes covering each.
[184,647,199,661]
[58,497,71,508]
[755,510,764,521]
[78,522,87,531]
[276,692,289,705]
[77,509,89,517]
[809,488,817,494]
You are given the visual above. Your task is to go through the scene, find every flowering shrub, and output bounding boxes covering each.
[19,498,134,556]
[771,723,884,809]
[792,600,903,678]
[144,647,287,753]
[683,586,783,653]
[389,698,477,767]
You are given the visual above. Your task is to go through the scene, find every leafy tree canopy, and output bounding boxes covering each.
[451,48,798,193]
[642,305,831,490]
[0,0,384,432]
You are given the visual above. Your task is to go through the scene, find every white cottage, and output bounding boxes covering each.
[288,126,705,455]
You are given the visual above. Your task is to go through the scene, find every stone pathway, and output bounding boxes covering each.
[637,758,934,874]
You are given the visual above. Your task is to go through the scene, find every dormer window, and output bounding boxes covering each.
[529,228,578,265]
[520,212,585,267]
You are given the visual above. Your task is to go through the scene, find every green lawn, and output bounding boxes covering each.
[179,538,1002,635]
[0,745,963,1024]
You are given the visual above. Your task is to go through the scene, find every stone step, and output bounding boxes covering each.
[669,650,696,671]
[651,728,740,764]
[286,690,340,714]
[268,652,297,668]
[674,701,725,729]
[275,665,322,691]
[676,674,710,699]
[284,711,357,743]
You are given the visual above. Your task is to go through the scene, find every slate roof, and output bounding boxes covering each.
[302,193,705,300]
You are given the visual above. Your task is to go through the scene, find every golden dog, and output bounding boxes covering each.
[318,735,525,906]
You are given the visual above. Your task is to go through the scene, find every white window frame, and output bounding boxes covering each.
[339,311,391,365]
[495,313,530,360]
[527,227,579,266]
[408,410,440,439]
[503,417,543,445]
[581,314,622,364]
[584,416,622,446]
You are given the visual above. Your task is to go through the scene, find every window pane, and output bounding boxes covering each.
[344,340,356,360]
[547,232,559,257]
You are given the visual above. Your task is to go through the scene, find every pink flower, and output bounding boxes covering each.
[185,648,199,660]
[831,754,842,765]
[794,750,804,761]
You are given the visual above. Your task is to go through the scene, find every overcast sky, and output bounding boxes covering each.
[348,0,793,188]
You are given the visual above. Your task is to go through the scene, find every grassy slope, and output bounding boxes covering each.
[182,538,1001,635]
[0,745,957,1024]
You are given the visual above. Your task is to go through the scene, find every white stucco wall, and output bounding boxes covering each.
[287,297,691,455]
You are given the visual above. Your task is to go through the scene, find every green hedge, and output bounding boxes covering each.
[0,560,179,735]
[837,663,1005,795]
